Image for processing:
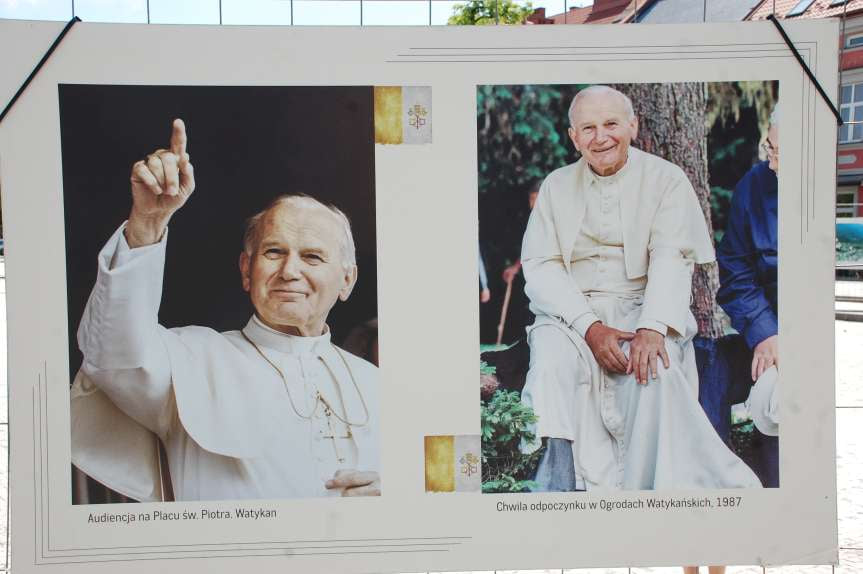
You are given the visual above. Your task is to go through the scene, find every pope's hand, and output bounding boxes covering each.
[626,328,670,385]
[584,321,635,374]
[126,119,196,248]
[751,334,778,381]
[325,469,381,497]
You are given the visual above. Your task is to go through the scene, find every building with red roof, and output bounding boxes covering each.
[748,0,863,216]
[527,0,640,25]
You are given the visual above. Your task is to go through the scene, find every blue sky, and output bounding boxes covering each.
[0,0,593,25]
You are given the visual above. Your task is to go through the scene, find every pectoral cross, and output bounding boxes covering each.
[319,393,351,464]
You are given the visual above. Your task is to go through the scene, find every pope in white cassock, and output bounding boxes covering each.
[520,86,761,490]
[70,119,381,502]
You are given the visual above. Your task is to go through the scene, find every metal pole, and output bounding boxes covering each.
[838,0,850,219]
[429,0,432,26]
[219,0,222,25]
[495,0,499,24]
[147,0,150,24]
[360,0,363,26]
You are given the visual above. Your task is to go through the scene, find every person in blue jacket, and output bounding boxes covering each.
[716,104,779,488]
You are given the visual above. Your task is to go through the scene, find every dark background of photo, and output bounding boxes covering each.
[60,84,377,381]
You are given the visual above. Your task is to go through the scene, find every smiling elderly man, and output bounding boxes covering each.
[70,119,380,502]
[520,86,761,491]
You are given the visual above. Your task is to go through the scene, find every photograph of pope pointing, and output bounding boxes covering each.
[70,118,380,502]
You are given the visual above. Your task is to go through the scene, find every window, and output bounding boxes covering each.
[222,0,293,25]
[148,0,220,24]
[71,0,147,22]
[292,1,360,25]
[786,0,816,17]
[362,1,430,25]
[837,187,859,218]
[847,33,863,48]
[840,83,863,143]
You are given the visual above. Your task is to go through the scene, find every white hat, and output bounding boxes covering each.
[745,366,779,437]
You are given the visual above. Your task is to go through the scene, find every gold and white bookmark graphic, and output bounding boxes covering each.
[374,86,432,145]
[424,435,481,493]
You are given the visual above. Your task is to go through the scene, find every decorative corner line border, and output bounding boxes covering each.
[31,362,470,564]
[33,363,49,564]
[386,41,806,64]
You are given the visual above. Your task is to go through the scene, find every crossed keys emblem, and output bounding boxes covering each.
[459,452,479,478]
[407,104,428,131]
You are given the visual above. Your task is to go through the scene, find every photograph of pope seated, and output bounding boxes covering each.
[518,86,761,490]
[70,119,380,502]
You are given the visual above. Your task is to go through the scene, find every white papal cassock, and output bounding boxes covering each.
[521,147,761,490]
[70,224,380,502]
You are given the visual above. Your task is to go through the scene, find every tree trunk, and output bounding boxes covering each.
[612,83,724,339]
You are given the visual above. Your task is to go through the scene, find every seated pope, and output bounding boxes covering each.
[70,119,380,502]
[520,86,761,490]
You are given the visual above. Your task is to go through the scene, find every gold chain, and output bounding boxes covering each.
[319,347,370,428]
[240,330,369,428]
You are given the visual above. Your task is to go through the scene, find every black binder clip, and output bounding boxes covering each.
[767,14,843,126]
[0,16,81,125]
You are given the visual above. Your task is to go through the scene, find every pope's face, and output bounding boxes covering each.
[240,203,357,337]
[568,91,638,177]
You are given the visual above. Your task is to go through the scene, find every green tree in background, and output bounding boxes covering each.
[476,84,577,343]
[706,81,777,243]
[448,0,534,25]
[477,84,577,201]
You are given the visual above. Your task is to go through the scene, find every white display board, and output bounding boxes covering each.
[0,18,838,573]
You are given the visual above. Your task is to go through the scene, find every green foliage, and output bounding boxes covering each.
[706,81,778,230]
[480,341,518,353]
[730,420,756,460]
[481,475,538,493]
[707,81,777,140]
[709,186,734,244]
[476,84,583,288]
[448,0,535,25]
[481,389,543,493]
[706,81,777,192]
[711,136,747,164]
[480,360,497,376]
[481,390,537,456]
[477,84,575,197]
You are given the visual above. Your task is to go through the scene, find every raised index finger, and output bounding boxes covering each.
[170,118,187,157]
